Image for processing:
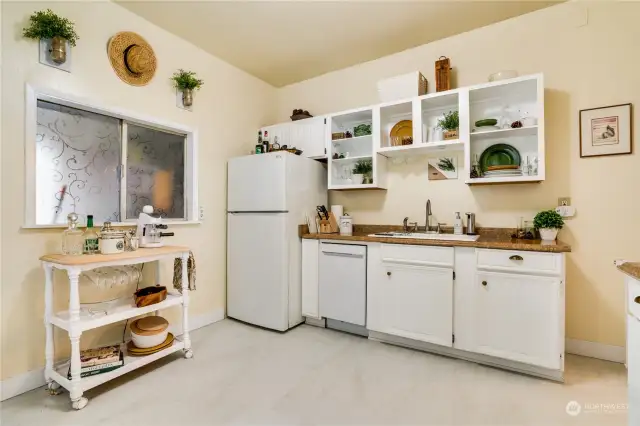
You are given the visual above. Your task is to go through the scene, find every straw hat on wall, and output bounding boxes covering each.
[107,32,157,86]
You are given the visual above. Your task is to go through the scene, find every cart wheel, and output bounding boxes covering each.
[71,397,88,410]
[47,381,62,395]
[184,349,193,359]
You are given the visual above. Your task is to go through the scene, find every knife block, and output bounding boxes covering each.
[317,212,339,234]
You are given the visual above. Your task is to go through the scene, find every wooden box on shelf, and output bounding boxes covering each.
[435,56,451,92]
[443,129,458,140]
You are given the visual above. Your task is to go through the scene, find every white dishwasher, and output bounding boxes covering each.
[319,243,367,327]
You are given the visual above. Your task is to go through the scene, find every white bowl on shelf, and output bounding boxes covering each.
[130,316,169,349]
[488,70,518,82]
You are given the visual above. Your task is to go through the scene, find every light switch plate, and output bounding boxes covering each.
[199,206,205,220]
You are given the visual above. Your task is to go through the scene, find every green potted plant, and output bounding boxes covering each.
[352,159,373,184]
[533,209,564,241]
[171,69,204,107]
[437,110,459,140]
[23,9,79,65]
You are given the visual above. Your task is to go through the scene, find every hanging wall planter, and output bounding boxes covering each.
[23,9,79,72]
[171,69,204,111]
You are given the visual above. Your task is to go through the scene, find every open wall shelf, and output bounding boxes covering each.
[321,74,544,189]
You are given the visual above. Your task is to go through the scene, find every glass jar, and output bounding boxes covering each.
[99,221,126,255]
[62,213,84,255]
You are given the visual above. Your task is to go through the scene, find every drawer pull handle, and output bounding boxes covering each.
[482,281,488,286]
[387,272,392,276]
[635,296,640,304]
[509,255,524,261]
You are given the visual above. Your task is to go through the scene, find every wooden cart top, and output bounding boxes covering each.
[40,246,190,266]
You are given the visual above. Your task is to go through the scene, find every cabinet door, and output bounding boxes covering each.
[290,117,326,159]
[263,124,290,149]
[629,315,640,425]
[470,271,562,369]
[301,239,320,319]
[373,263,453,347]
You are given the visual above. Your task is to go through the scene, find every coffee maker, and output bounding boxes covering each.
[137,205,174,248]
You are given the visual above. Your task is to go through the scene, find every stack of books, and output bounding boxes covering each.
[67,344,124,379]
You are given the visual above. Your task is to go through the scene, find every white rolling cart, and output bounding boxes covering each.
[40,246,193,410]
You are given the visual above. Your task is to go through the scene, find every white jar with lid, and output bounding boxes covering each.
[339,215,353,236]
[99,222,126,255]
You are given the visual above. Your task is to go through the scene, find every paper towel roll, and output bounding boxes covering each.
[331,205,343,218]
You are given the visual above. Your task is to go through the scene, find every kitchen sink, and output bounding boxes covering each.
[369,232,480,242]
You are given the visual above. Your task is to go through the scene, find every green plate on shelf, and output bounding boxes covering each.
[478,143,521,172]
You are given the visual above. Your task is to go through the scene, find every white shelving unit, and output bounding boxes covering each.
[328,107,388,190]
[40,246,192,410]
[258,73,545,188]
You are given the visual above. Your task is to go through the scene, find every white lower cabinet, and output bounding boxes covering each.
[628,314,640,425]
[368,245,454,347]
[301,239,320,319]
[303,240,566,378]
[465,271,563,370]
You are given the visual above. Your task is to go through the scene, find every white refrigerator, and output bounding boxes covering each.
[227,152,327,331]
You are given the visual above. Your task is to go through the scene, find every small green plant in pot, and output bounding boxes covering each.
[352,159,373,184]
[23,9,79,65]
[533,209,564,241]
[171,69,204,107]
[437,110,459,140]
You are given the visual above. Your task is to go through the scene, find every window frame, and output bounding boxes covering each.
[25,84,199,228]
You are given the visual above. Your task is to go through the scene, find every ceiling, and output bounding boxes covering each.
[117,1,560,87]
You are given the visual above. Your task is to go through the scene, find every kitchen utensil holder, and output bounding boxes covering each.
[317,212,340,234]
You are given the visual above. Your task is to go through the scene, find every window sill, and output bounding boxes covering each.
[22,220,202,230]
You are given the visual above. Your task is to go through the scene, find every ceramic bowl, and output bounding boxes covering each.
[130,317,169,349]
[488,70,518,82]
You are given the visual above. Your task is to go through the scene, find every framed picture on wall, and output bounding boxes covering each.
[579,103,632,157]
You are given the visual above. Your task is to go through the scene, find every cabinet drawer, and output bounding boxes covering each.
[381,244,453,267]
[627,277,640,320]
[477,249,561,275]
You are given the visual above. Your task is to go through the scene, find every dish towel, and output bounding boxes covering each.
[173,251,196,293]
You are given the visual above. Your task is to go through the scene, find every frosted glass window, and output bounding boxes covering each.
[32,100,191,225]
[36,100,121,225]
[126,125,185,219]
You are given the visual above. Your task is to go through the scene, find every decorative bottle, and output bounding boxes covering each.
[62,213,84,255]
[83,214,99,254]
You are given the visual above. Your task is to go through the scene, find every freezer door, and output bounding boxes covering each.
[228,154,287,212]
[227,212,289,331]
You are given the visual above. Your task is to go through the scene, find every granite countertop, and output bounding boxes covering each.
[301,225,571,253]
[618,262,640,280]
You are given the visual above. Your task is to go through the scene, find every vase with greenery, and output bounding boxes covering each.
[437,110,459,140]
[171,69,204,107]
[533,209,564,241]
[23,9,79,65]
[352,159,373,184]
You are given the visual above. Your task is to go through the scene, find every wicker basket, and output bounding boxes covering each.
[134,285,167,308]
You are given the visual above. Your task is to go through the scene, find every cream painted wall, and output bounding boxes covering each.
[1,1,275,380]
[276,2,640,348]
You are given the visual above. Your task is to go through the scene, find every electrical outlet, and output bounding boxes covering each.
[558,197,571,207]
[199,206,205,220]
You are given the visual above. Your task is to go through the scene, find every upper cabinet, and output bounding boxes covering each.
[259,73,545,189]
[328,107,387,190]
[260,116,326,160]
[465,74,544,184]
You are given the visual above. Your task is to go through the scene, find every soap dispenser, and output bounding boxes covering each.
[453,212,463,235]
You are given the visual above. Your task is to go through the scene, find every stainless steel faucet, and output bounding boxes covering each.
[425,200,432,232]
